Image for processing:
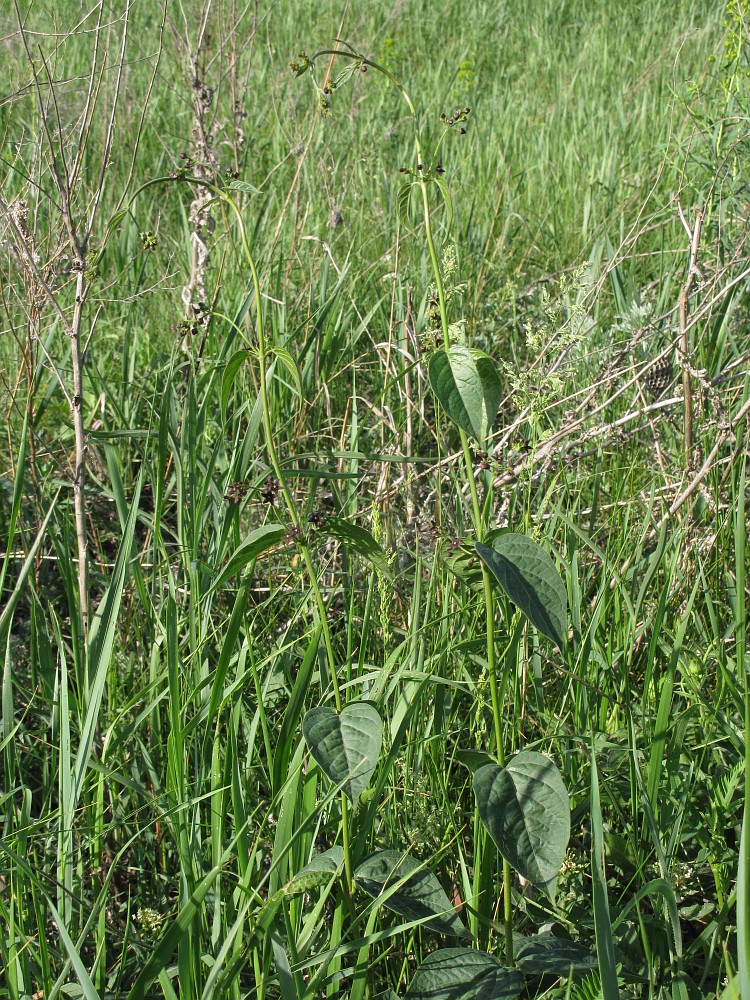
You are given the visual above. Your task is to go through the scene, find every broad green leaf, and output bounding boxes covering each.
[405,948,523,1000]
[441,540,485,591]
[515,934,597,975]
[209,523,285,593]
[324,516,392,579]
[221,348,252,417]
[433,175,454,232]
[428,347,502,442]
[355,850,468,938]
[270,346,302,398]
[303,701,382,802]
[473,751,570,898]
[285,847,344,897]
[475,533,567,648]
[398,180,417,227]
[442,530,504,591]
[333,60,361,88]
[455,749,495,774]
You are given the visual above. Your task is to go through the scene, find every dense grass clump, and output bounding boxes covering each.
[2,2,750,998]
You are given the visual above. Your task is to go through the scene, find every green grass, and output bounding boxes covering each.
[2,0,750,997]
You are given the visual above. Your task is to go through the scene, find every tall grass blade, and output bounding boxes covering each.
[590,740,619,1000]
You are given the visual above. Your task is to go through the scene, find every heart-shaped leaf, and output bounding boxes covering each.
[405,948,523,1000]
[428,347,503,443]
[475,533,566,648]
[355,851,468,938]
[284,847,344,897]
[303,702,382,802]
[473,751,570,898]
[515,934,597,975]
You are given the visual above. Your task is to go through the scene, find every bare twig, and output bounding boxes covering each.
[677,202,703,468]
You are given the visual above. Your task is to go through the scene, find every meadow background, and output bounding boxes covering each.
[1,1,750,997]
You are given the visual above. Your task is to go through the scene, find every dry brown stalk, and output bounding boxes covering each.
[677,203,704,470]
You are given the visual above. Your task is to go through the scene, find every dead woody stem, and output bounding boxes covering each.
[5,2,132,641]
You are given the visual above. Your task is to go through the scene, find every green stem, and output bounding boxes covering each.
[418,152,513,966]
[239,204,355,899]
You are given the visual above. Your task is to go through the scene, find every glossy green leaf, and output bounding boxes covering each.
[476,533,567,648]
[405,949,523,1000]
[428,346,502,442]
[303,701,382,802]
[209,523,285,593]
[515,934,597,975]
[355,850,468,938]
[473,751,570,898]
[285,847,344,897]
[325,516,392,578]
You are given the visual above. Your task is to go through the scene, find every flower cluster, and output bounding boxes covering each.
[224,480,250,505]
[440,106,471,134]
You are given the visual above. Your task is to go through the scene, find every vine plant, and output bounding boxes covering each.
[285,42,577,990]
[105,44,577,995]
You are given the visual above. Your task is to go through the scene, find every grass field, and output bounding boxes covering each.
[2,1,750,997]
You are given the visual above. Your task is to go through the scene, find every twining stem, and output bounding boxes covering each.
[308,48,516,960]
[418,176,512,962]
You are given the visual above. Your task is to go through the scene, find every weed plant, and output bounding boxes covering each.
[1,1,750,998]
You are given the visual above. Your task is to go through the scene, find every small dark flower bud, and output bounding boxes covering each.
[417,163,423,170]
[399,167,408,172]
[360,64,367,72]
[460,127,466,134]
[436,162,445,174]
[465,107,471,114]
[447,118,454,126]
[323,86,331,95]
